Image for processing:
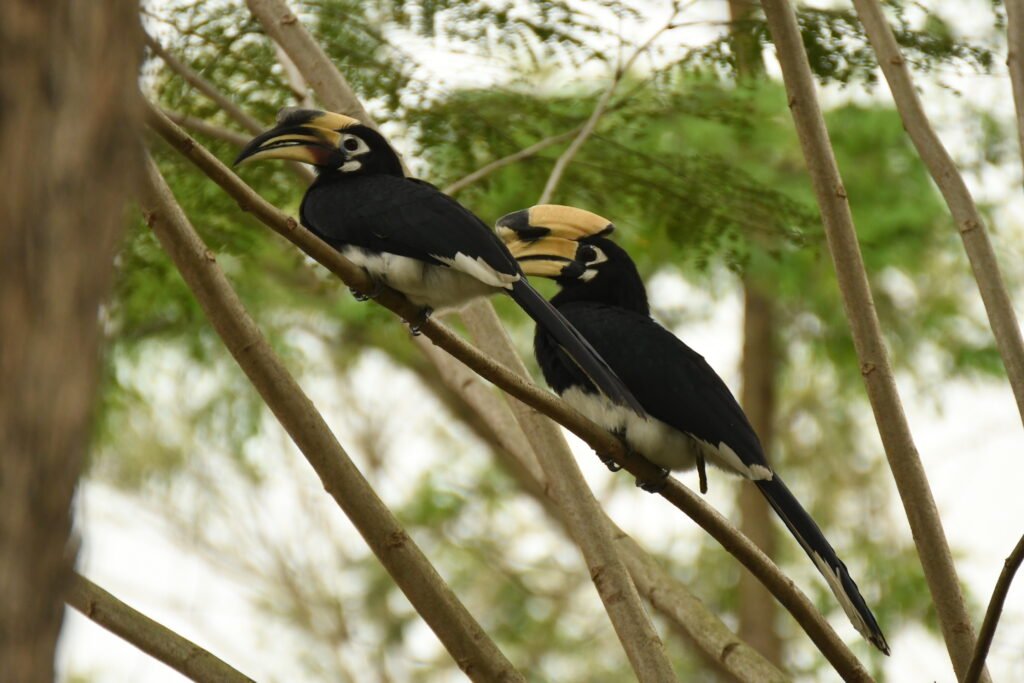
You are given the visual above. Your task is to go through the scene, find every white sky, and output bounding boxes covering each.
[61,0,1024,681]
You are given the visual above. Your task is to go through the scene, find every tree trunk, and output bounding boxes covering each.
[727,0,783,667]
[737,280,783,666]
[0,2,142,680]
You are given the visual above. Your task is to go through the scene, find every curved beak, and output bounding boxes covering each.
[234,109,358,166]
[496,205,613,278]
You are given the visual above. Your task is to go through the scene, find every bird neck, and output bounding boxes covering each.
[551,265,650,315]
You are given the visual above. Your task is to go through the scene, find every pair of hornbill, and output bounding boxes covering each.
[236,109,889,654]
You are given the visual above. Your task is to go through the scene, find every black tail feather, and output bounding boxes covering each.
[510,280,645,416]
[755,475,890,654]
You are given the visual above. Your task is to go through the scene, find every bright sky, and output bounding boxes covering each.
[60,0,1024,681]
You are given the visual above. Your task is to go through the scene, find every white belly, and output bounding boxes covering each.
[341,248,498,309]
[561,387,772,480]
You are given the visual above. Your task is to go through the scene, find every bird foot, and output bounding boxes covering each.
[697,454,708,494]
[635,467,670,494]
[407,307,433,336]
[600,456,622,473]
[349,281,382,302]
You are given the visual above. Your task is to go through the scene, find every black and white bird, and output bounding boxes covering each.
[234,109,642,414]
[497,204,889,654]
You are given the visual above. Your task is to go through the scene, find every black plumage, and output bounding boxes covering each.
[499,205,889,654]
[234,109,642,414]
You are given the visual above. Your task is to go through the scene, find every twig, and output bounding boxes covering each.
[66,573,255,683]
[964,532,1024,683]
[138,154,525,683]
[417,339,791,683]
[162,109,251,146]
[538,6,682,203]
[443,127,582,196]
[853,0,1024,438]
[458,302,677,682]
[1006,0,1024,174]
[760,0,978,677]
[144,32,263,134]
[243,0,375,124]
[273,41,315,108]
[146,105,871,681]
[146,35,314,184]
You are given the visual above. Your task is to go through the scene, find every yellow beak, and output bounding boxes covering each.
[234,109,359,166]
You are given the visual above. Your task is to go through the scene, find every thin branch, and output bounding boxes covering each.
[442,127,582,196]
[66,573,255,683]
[146,105,871,681]
[162,109,250,146]
[760,0,977,678]
[853,0,1024,436]
[274,41,315,108]
[417,339,791,683]
[243,0,375,124]
[1006,0,1024,175]
[144,32,263,134]
[964,532,1024,683]
[138,154,525,683]
[538,6,682,203]
[459,302,677,682]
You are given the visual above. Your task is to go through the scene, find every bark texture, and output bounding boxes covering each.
[0,2,141,680]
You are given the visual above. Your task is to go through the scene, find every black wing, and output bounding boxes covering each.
[539,302,765,466]
[301,174,520,280]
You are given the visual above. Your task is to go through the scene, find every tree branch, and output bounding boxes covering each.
[1006,0,1024,175]
[146,105,871,681]
[760,0,978,678]
[146,35,314,184]
[443,127,581,196]
[964,532,1024,683]
[417,340,791,683]
[144,33,263,134]
[538,5,682,204]
[66,573,255,683]
[853,0,1024,437]
[162,109,251,146]
[458,302,677,683]
[138,154,525,683]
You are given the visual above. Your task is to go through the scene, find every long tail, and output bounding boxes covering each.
[510,279,645,416]
[755,475,890,654]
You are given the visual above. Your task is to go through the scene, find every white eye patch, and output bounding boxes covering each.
[577,245,608,266]
[340,160,362,172]
[340,133,370,157]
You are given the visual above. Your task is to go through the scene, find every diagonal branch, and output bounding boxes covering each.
[162,109,251,146]
[138,154,525,683]
[852,0,1024,435]
[443,127,582,196]
[66,573,255,683]
[144,33,263,134]
[964,532,1024,683]
[538,4,683,204]
[760,0,979,678]
[147,33,315,185]
[417,339,790,683]
[146,105,871,681]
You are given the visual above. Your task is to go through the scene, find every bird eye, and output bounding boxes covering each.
[577,245,597,263]
[342,137,361,152]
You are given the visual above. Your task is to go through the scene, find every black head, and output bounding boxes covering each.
[497,205,649,314]
[234,107,403,177]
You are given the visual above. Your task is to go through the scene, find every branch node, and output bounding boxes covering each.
[280,12,297,25]
[834,183,848,199]
[860,362,876,376]
[888,54,904,66]
[960,218,981,234]
[203,248,217,262]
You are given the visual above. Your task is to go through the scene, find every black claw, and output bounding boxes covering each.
[349,280,382,302]
[635,467,670,493]
[408,307,433,336]
[601,457,622,473]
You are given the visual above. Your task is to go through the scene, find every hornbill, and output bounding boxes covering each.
[234,109,642,414]
[497,204,889,654]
